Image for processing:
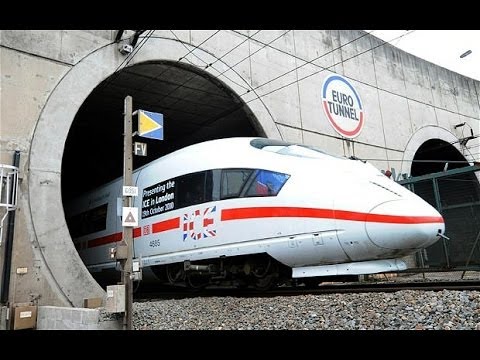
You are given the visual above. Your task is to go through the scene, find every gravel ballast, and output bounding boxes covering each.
[133,290,480,330]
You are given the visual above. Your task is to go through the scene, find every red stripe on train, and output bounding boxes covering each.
[87,232,123,248]
[133,227,142,238]
[86,206,443,249]
[152,217,180,233]
[87,217,180,248]
[221,207,334,220]
[221,207,443,224]
[338,210,443,224]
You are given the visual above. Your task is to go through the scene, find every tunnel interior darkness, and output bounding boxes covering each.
[410,139,470,177]
[409,139,480,268]
[62,61,262,202]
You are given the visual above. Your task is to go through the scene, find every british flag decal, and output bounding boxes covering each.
[183,206,217,241]
[202,206,217,238]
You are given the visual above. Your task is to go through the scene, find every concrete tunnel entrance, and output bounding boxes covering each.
[27,38,277,307]
[408,139,480,268]
[410,139,471,176]
[61,60,264,285]
[62,60,263,201]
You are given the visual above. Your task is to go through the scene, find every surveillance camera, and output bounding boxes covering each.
[119,44,133,55]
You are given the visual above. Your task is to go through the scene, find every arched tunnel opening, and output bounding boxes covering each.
[61,60,263,285]
[410,139,480,268]
[62,60,263,201]
[410,139,470,177]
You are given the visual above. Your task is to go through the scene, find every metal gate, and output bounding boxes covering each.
[399,165,480,272]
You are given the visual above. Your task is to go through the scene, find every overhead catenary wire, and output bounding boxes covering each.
[111,30,155,74]
[231,29,375,95]
[162,31,265,133]
[121,30,155,69]
[211,29,479,154]
[169,30,251,92]
[466,143,480,150]
[463,151,480,157]
[127,30,479,166]
[187,30,418,137]
[184,29,369,127]
[205,30,262,69]
[110,30,397,112]
[240,30,417,101]
[408,133,480,155]
[207,30,480,157]
[123,30,210,100]
[95,30,156,94]
[178,30,222,62]
[155,30,246,111]
[147,30,291,97]
[231,29,480,124]
[353,137,480,164]
[168,30,286,139]
[114,31,153,71]
[93,30,479,156]
[215,30,292,81]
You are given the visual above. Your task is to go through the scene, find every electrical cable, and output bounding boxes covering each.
[231,29,374,95]
[177,30,221,61]
[240,30,417,101]
[215,30,292,80]
[232,29,479,124]
[206,30,262,69]
[95,30,155,94]
[169,30,285,138]
[180,30,418,141]
[170,30,251,92]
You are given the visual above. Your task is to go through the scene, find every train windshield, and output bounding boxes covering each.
[250,138,344,160]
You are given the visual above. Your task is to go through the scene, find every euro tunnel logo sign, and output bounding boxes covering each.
[138,110,163,140]
[321,74,364,138]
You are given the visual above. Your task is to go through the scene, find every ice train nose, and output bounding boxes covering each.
[365,199,445,250]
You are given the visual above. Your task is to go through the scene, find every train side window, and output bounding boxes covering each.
[243,170,290,197]
[204,170,213,203]
[67,203,108,238]
[211,169,221,201]
[177,172,206,208]
[221,169,253,199]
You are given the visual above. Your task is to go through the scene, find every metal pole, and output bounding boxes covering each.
[461,228,480,279]
[432,178,450,268]
[122,96,133,330]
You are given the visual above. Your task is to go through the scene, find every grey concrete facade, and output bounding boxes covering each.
[1,30,479,308]
[0,306,7,329]
[36,306,121,330]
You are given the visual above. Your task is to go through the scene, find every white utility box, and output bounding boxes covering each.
[105,285,125,313]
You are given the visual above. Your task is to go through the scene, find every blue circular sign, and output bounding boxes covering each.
[322,74,364,138]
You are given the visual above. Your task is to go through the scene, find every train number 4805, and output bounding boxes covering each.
[149,239,161,247]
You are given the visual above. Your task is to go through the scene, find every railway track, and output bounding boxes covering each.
[134,280,480,302]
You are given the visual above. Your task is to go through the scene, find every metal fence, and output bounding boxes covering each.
[398,165,480,277]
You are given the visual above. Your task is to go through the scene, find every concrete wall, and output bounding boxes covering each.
[36,306,121,330]
[1,30,479,308]
[1,30,115,307]
[0,306,7,329]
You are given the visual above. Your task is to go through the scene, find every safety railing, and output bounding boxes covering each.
[0,163,19,245]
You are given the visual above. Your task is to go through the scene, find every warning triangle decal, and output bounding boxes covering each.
[124,211,136,223]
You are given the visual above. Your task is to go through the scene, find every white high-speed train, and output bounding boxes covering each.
[65,137,444,289]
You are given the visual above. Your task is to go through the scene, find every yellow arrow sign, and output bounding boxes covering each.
[139,111,162,135]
